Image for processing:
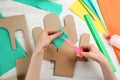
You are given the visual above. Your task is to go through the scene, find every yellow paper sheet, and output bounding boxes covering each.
[69,0,107,34]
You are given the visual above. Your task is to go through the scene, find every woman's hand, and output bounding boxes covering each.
[81,44,116,80]
[34,30,62,53]
[26,30,62,80]
[81,44,106,63]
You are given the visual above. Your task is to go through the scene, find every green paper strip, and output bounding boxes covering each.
[52,29,69,48]
[82,0,98,17]
[15,0,62,15]
[89,0,107,32]
[0,12,26,76]
[84,14,116,72]
[82,0,107,32]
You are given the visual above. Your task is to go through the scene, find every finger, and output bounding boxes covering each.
[81,52,91,58]
[80,45,91,52]
[90,44,99,50]
[50,32,62,40]
[47,30,57,35]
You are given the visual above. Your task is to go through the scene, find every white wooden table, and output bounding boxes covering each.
[0,0,120,80]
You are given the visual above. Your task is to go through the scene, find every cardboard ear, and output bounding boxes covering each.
[32,27,42,45]
[78,33,90,61]
[44,13,61,30]
[0,15,32,80]
[80,33,90,47]
[64,15,77,42]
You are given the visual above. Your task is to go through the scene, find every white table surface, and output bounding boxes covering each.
[0,0,120,80]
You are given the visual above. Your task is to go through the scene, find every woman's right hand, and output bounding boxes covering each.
[81,44,107,63]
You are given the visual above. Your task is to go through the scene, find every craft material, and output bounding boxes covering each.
[52,29,69,48]
[33,13,90,77]
[82,0,98,16]
[0,12,3,17]
[82,0,107,31]
[15,0,62,14]
[89,0,106,30]
[84,14,116,72]
[0,15,32,80]
[98,0,120,62]
[69,0,106,34]
[104,34,120,49]
[0,13,26,76]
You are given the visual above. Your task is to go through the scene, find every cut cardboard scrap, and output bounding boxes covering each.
[0,15,31,54]
[0,28,26,76]
[84,14,116,72]
[98,0,120,62]
[15,0,62,15]
[0,13,26,77]
[69,0,107,34]
[32,13,90,77]
[52,29,69,48]
[0,15,32,80]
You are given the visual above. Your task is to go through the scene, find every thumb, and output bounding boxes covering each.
[50,32,62,40]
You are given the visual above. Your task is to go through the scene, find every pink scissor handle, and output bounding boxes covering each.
[64,38,83,58]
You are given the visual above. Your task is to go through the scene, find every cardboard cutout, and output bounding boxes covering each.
[32,13,90,77]
[0,15,32,80]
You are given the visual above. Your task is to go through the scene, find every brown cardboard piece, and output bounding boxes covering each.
[80,33,90,47]
[0,15,32,80]
[32,13,90,77]
[77,33,90,61]
[44,14,77,77]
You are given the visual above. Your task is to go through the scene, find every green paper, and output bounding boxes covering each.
[82,0,98,16]
[0,12,26,76]
[82,0,107,32]
[15,0,62,15]
[0,13,3,18]
[52,29,69,48]
[89,0,107,32]
[84,14,116,72]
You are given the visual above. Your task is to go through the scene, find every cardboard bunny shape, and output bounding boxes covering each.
[32,13,90,77]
